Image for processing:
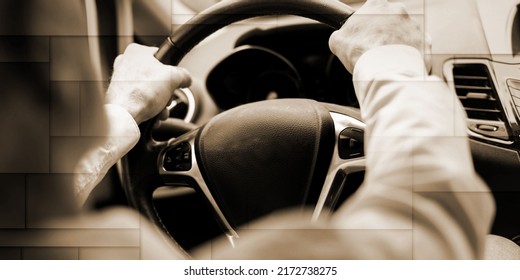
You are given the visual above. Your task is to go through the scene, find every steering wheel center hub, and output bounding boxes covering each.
[196,99,335,226]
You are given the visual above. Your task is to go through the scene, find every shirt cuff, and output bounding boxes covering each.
[353,45,428,104]
[73,105,140,205]
[104,104,140,141]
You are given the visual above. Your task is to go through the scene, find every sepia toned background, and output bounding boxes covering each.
[0,0,519,260]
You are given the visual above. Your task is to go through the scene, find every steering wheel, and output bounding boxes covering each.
[119,0,363,257]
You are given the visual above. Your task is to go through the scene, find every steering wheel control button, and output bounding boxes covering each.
[339,128,364,159]
[164,142,192,172]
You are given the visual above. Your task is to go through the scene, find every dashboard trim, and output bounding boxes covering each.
[443,58,517,146]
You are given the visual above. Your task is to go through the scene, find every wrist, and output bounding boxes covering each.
[106,102,139,123]
[104,103,141,126]
[353,44,428,81]
[352,45,429,106]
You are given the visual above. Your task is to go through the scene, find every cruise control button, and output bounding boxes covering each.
[164,142,192,171]
[172,163,192,171]
[339,128,364,159]
[174,141,191,152]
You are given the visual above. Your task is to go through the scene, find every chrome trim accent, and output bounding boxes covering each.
[168,88,197,123]
[467,124,514,146]
[312,112,366,222]
[158,131,239,242]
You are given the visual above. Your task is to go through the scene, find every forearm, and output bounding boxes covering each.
[73,43,190,206]
[73,104,140,205]
[332,45,495,259]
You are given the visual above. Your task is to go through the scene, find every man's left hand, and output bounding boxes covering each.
[106,43,192,125]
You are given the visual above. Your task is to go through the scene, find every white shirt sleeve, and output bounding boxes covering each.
[332,45,495,259]
[73,104,140,206]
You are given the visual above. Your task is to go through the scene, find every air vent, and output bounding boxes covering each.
[451,63,510,142]
[452,64,502,121]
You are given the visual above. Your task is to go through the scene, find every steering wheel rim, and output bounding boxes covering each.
[119,0,356,257]
[155,0,354,64]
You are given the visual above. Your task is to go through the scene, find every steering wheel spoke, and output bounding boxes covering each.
[158,129,240,243]
[313,112,366,221]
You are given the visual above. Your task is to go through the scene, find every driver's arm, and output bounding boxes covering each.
[74,43,191,205]
[329,0,495,258]
[195,0,495,260]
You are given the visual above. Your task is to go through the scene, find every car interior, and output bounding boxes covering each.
[1,0,520,259]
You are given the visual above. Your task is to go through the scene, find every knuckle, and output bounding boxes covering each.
[113,54,124,67]
[126,43,140,52]
[328,31,338,47]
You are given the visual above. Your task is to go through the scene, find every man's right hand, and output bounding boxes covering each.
[329,0,431,74]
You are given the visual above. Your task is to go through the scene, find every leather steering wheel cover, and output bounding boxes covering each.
[155,0,354,64]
